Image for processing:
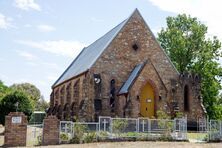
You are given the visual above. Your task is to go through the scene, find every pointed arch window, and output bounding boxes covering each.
[184,85,190,111]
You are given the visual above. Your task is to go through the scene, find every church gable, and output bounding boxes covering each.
[53,9,178,88]
[91,9,178,91]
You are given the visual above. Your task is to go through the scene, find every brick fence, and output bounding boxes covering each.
[4,112,27,147]
[42,115,60,145]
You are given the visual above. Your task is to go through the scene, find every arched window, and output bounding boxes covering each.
[54,90,59,104]
[57,105,62,119]
[60,86,65,106]
[73,79,80,101]
[110,79,115,112]
[66,83,71,104]
[63,103,70,120]
[184,85,189,111]
[70,102,78,121]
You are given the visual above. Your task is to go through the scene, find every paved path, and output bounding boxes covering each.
[36,141,222,148]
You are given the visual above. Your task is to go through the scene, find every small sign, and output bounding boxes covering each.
[12,116,22,124]
[146,99,152,103]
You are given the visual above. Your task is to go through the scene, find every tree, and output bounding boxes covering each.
[0,91,34,125]
[35,96,49,111]
[10,83,41,103]
[157,14,222,119]
[0,80,10,100]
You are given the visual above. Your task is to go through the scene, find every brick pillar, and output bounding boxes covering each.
[42,115,60,145]
[4,112,27,147]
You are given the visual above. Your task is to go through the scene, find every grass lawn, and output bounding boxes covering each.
[187,132,208,141]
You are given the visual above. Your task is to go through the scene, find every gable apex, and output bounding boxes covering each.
[52,9,178,87]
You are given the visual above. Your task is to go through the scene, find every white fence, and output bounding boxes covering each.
[26,124,43,146]
[209,120,222,141]
[59,116,187,143]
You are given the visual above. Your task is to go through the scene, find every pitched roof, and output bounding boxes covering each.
[53,18,129,87]
[118,62,146,95]
[53,8,179,87]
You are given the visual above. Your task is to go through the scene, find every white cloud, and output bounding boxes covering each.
[148,0,222,40]
[37,24,56,32]
[0,13,13,29]
[16,40,86,57]
[16,50,38,60]
[14,0,41,11]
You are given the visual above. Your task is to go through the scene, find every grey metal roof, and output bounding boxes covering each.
[53,19,128,87]
[118,62,145,95]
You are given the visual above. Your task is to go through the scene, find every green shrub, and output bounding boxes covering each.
[157,110,173,138]
[112,119,128,135]
[175,112,183,118]
[37,135,42,145]
[98,131,109,137]
[125,132,138,137]
[159,134,173,141]
[71,123,87,144]
[83,132,97,143]
[60,133,69,141]
[70,136,80,144]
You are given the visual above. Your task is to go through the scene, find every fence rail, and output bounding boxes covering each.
[59,116,187,143]
[209,120,222,141]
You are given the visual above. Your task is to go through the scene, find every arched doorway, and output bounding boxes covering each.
[140,82,155,118]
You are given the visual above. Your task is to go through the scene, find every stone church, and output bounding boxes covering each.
[48,9,206,127]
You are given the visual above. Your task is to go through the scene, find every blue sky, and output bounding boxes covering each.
[0,0,221,101]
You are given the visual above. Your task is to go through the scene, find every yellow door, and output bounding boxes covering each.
[140,82,155,118]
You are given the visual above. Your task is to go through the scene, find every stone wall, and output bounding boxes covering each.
[48,73,90,120]
[90,10,178,118]
[4,112,27,147]
[179,73,206,123]
[48,10,206,124]
[42,115,60,145]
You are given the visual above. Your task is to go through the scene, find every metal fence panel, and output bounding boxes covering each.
[209,120,222,141]
[173,118,187,140]
[111,118,138,138]
[26,124,43,146]
[59,121,73,143]
[59,116,188,142]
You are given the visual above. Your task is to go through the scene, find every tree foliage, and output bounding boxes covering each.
[0,80,10,100]
[10,83,41,103]
[0,91,34,125]
[157,14,222,119]
[35,96,49,111]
